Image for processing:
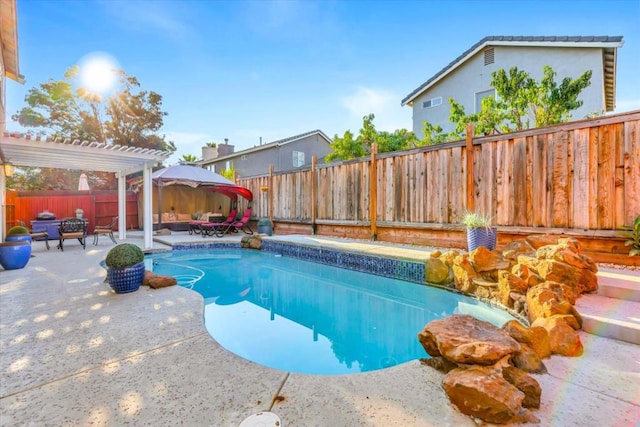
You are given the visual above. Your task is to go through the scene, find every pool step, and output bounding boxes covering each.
[575,268,640,345]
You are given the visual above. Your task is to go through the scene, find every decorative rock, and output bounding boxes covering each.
[497,271,528,307]
[526,234,560,249]
[502,239,536,260]
[452,254,478,293]
[438,250,460,267]
[502,366,542,409]
[442,366,525,424]
[424,258,450,284]
[536,242,597,273]
[469,246,511,272]
[503,321,551,359]
[532,316,583,357]
[418,314,521,365]
[511,264,543,287]
[419,356,458,374]
[536,259,598,294]
[430,250,442,258]
[472,278,499,299]
[143,271,178,289]
[526,282,582,327]
[241,235,263,249]
[511,343,547,374]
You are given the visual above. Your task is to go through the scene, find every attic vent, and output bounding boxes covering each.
[484,48,495,66]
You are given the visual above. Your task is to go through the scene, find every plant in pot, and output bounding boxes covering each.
[6,225,32,243]
[461,210,497,252]
[76,208,84,219]
[0,228,32,270]
[104,243,145,294]
[257,218,273,236]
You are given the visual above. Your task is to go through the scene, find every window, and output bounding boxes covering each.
[292,151,305,167]
[475,89,495,113]
[422,96,443,109]
[484,48,494,66]
[225,160,232,170]
[240,155,248,161]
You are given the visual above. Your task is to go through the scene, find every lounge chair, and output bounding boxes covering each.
[18,220,50,250]
[214,208,253,237]
[199,209,237,237]
[57,218,87,251]
[93,216,118,245]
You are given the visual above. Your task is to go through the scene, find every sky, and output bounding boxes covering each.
[5,0,640,165]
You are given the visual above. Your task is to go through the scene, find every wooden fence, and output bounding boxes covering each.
[238,110,640,264]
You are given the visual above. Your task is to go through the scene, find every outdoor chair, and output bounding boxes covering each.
[199,209,237,237]
[18,220,50,250]
[57,218,87,251]
[93,216,118,245]
[214,208,253,237]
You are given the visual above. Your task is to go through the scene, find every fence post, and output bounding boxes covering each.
[311,156,317,235]
[370,143,378,241]
[269,164,274,222]
[466,123,475,211]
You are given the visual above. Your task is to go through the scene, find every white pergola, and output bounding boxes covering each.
[0,132,171,249]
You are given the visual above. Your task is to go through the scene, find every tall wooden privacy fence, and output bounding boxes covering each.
[239,111,640,263]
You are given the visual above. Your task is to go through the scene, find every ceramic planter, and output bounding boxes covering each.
[107,261,145,294]
[0,241,32,270]
[467,227,497,251]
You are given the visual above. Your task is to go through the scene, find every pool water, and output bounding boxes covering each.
[150,249,517,375]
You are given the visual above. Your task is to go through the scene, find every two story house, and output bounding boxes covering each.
[199,130,333,178]
[401,36,624,137]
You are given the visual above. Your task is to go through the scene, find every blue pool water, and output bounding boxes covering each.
[149,249,517,375]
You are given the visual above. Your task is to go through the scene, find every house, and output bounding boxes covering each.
[1,0,24,136]
[401,36,624,137]
[198,130,333,178]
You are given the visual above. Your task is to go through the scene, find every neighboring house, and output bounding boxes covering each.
[199,130,333,178]
[401,36,623,137]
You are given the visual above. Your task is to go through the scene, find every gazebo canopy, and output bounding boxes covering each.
[152,164,253,202]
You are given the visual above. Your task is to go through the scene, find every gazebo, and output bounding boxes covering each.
[0,133,171,249]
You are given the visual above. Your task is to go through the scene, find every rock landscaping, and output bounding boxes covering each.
[419,236,598,424]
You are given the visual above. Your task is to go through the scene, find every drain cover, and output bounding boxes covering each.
[239,411,282,427]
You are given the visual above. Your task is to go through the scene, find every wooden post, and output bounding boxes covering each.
[466,123,475,211]
[370,143,378,241]
[269,164,274,222]
[311,156,317,235]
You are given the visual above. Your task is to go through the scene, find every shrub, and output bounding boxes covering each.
[105,243,144,269]
[8,226,29,235]
[461,210,493,229]
[620,215,640,256]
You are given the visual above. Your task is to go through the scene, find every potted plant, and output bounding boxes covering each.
[619,214,640,256]
[6,225,32,243]
[76,208,84,219]
[257,218,273,236]
[104,243,145,294]
[461,210,497,251]
[0,240,31,270]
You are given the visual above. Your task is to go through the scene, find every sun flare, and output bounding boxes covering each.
[79,52,119,94]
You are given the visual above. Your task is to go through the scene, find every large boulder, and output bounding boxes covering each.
[470,246,511,272]
[497,271,529,308]
[511,343,547,374]
[526,282,583,327]
[532,316,584,357]
[503,320,551,360]
[418,314,521,365]
[442,365,525,424]
[452,254,479,294]
[536,259,598,294]
[240,234,263,249]
[502,366,542,409]
[143,271,178,289]
[502,239,536,261]
[424,258,451,285]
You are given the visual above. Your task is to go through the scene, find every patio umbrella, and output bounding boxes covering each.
[78,173,90,191]
[152,164,253,229]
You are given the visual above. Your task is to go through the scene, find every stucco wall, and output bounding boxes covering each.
[411,46,605,137]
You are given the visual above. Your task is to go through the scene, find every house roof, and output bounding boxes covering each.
[0,0,24,83]
[1,132,171,174]
[401,36,624,112]
[199,129,332,164]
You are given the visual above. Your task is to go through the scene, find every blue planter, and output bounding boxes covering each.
[257,225,273,236]
[0,241,32,270]
[467,227,497,252]
[6,234,32,243]
[107,261,145,294]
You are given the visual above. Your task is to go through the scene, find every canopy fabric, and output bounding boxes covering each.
[153,164,253,202]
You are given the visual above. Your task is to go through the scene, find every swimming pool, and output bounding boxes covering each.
[150,248,518,375]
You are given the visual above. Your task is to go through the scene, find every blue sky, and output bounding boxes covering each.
[6,0,640,165]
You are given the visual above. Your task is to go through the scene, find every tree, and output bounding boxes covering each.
[9,66,176,190]
[220,166,235,180]
[326,130,365,162]
[181,154,198,162]
[422,65,593,140]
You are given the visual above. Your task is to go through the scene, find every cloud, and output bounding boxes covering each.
[341,87,411,132]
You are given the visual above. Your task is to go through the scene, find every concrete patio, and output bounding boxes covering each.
[1,232,639,426]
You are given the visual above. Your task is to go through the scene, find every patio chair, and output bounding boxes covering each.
[18,220,50,250]
[214,207,253,237]
[93,216,118,245]
[199,209,237,237]
[57,218,87,251]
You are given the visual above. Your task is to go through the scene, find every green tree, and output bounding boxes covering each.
[422,65,593,140]
[220,166,235,180]
[181,154,198,162]
[9,66,176,190]
[326,130,365,162]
